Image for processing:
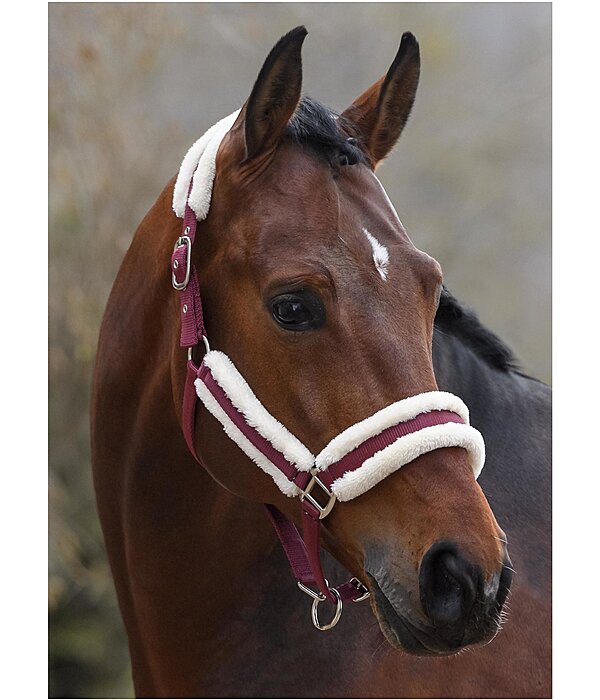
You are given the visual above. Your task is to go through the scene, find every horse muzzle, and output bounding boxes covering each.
[366,541,513,655]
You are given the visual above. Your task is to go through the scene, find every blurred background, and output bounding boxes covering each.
[49,3,550,697]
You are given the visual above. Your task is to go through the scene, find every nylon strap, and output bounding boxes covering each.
[172,199,205,347]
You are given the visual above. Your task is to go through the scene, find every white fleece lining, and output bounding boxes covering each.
[316,391,471,470]
[199,351,315,472]
[329,423,486,502]
[172,109,240,220]
[194,351,484,499]
[195,379,301,497]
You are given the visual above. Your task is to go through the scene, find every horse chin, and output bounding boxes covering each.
[366,573,501,657]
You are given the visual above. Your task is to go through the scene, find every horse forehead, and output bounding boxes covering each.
[217,145,409,271]
[253,156,398,239]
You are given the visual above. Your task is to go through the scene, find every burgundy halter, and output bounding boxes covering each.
[171,195,481,630]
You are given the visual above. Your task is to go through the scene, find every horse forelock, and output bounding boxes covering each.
[285,97,367,167]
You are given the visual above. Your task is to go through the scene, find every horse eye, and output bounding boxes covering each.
[269,292,325,331]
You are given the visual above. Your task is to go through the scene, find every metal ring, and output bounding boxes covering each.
[187,337,211,363]
[311,587,343,631]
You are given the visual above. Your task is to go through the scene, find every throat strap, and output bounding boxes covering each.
[182,359,203,462]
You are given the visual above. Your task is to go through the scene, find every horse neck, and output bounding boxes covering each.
[432,327,551,586]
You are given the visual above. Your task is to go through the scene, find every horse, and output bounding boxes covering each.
[91,27,551,698]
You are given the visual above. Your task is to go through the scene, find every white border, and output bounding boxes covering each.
[6,2,47,698]
[195,378,301,496]
[330,423,485,502]
[316,391,470,468]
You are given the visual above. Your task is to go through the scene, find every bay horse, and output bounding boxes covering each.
[91,27,551,698]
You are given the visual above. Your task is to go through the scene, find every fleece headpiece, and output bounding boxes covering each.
[173,109,240,220]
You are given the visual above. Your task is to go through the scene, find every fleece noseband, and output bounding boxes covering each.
[172,113,486,630]
[195,351,484,502]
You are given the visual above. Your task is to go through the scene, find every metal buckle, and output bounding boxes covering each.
[300,467,336,519]
[298,580,343,631]
[172,230,192,290]
[349,577,371,602]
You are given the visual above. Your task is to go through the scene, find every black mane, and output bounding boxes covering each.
[285,97,365,166]
[435,287,520,373]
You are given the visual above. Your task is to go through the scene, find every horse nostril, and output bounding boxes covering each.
[419,541,481,629]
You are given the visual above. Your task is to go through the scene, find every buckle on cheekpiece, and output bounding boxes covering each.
[300,467,336,519]
[172,232,192,290]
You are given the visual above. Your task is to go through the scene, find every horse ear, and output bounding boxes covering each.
[233,26,307,162]
[341,32,420,168]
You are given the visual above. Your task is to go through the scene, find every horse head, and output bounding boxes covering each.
[177,26,512,655]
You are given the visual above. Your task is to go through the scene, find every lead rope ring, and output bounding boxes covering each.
[298,580,344,631]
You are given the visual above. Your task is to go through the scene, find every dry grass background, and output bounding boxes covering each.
[49,3,550,697]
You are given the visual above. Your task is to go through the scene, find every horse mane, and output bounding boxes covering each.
[435,287,520,373]
[286,97,365,166]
